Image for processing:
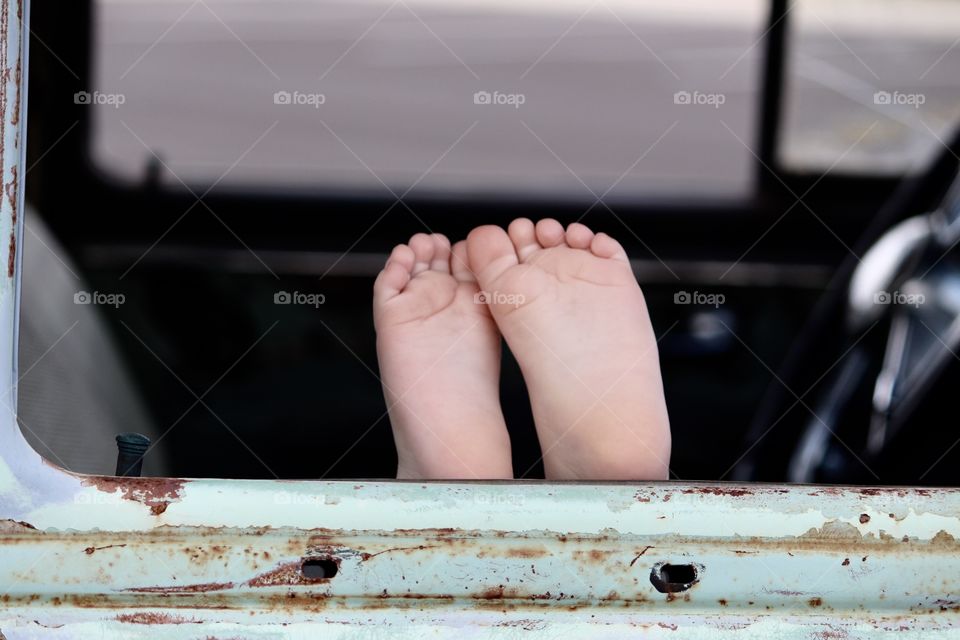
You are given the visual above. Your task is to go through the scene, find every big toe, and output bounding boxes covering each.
[466,225,519,287]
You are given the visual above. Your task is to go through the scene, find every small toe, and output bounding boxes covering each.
[535,219,566,248]
[374,260,412,307]
[386,243,415,271]
[590,232,630,263]
[409,233,435,275]
[508,218,541,261]
[565,222,595,249]
[451,241,475,283]
[430,234,452,273]
[466,225,520,285]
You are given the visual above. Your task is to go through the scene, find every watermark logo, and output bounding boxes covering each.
[474,290,525,308]
[473,491,525,507]
[274,290,326,308]
[273,491,327,506]
[874,290,924,307]
[74,491,124,506]
[873,90,925,109]
[74,290,125,308]
[674,290,725,308]
[473,90,526,109]
[274,90,326,108]
[674,90,725,109]
[74,91,125,108]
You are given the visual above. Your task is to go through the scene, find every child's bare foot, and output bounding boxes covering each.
[466,219,670,480]
[374,233,513,479]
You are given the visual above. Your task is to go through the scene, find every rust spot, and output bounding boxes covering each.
[6,231,14,278]
[247,558,338,588]
[841,558,850,566]
[360,545,438,561]
[813,629,849,639]
[116,613,201,625]
[718,598,728,606]
[859,514,870,524]
[809,597,823,607]
[935,599,960,612]
[630,545,654,566]
[5,164,16,222]
[79,476,187,515]
[385,527,458,537]
[681,487,753,497]
[11,58,20,127]
[579,549,605,562]
[480,585,506,600]
[376,590,455,602]
[496,620,545,630]
[931,530,957,546]
[851,487,931,498]
[124,582,234,594]
[505,547,547,558]
[658,622,678,630]
[84,544,126,555]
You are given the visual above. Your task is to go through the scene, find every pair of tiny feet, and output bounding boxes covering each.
[373,218,671,480]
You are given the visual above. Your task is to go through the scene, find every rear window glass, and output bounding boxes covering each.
[91,0,767,199]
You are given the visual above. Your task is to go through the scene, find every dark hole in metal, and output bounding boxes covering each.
[650,562,699,593]
[301,558,338,580]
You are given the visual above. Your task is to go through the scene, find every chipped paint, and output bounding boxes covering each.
[79,475,187,516]
[115,613,201,625]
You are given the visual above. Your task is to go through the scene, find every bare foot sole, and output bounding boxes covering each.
[374,233,513,479]
[466,219,671,480]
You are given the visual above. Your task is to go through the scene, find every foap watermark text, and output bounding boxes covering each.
[274,291,326,308]
[74,290,125,308]
[473,90,525,109]
[474,290,525,308]
[74,91,125,108]
[674,90,725,108]
[674,290,725,308]
[874,290,924,307]
[873,90,925,108]
[274,90,326,108]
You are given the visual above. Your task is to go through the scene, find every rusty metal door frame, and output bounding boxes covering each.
[3,1,960,637]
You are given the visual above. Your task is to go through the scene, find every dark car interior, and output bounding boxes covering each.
[20,0,960,483]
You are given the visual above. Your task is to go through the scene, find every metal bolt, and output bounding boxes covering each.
[115,432,151,477]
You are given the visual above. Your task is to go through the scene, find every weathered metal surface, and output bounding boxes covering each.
[3,474,960,637]
[2,0,960,637]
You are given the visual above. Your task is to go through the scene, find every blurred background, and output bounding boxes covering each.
[18,0,960,481]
